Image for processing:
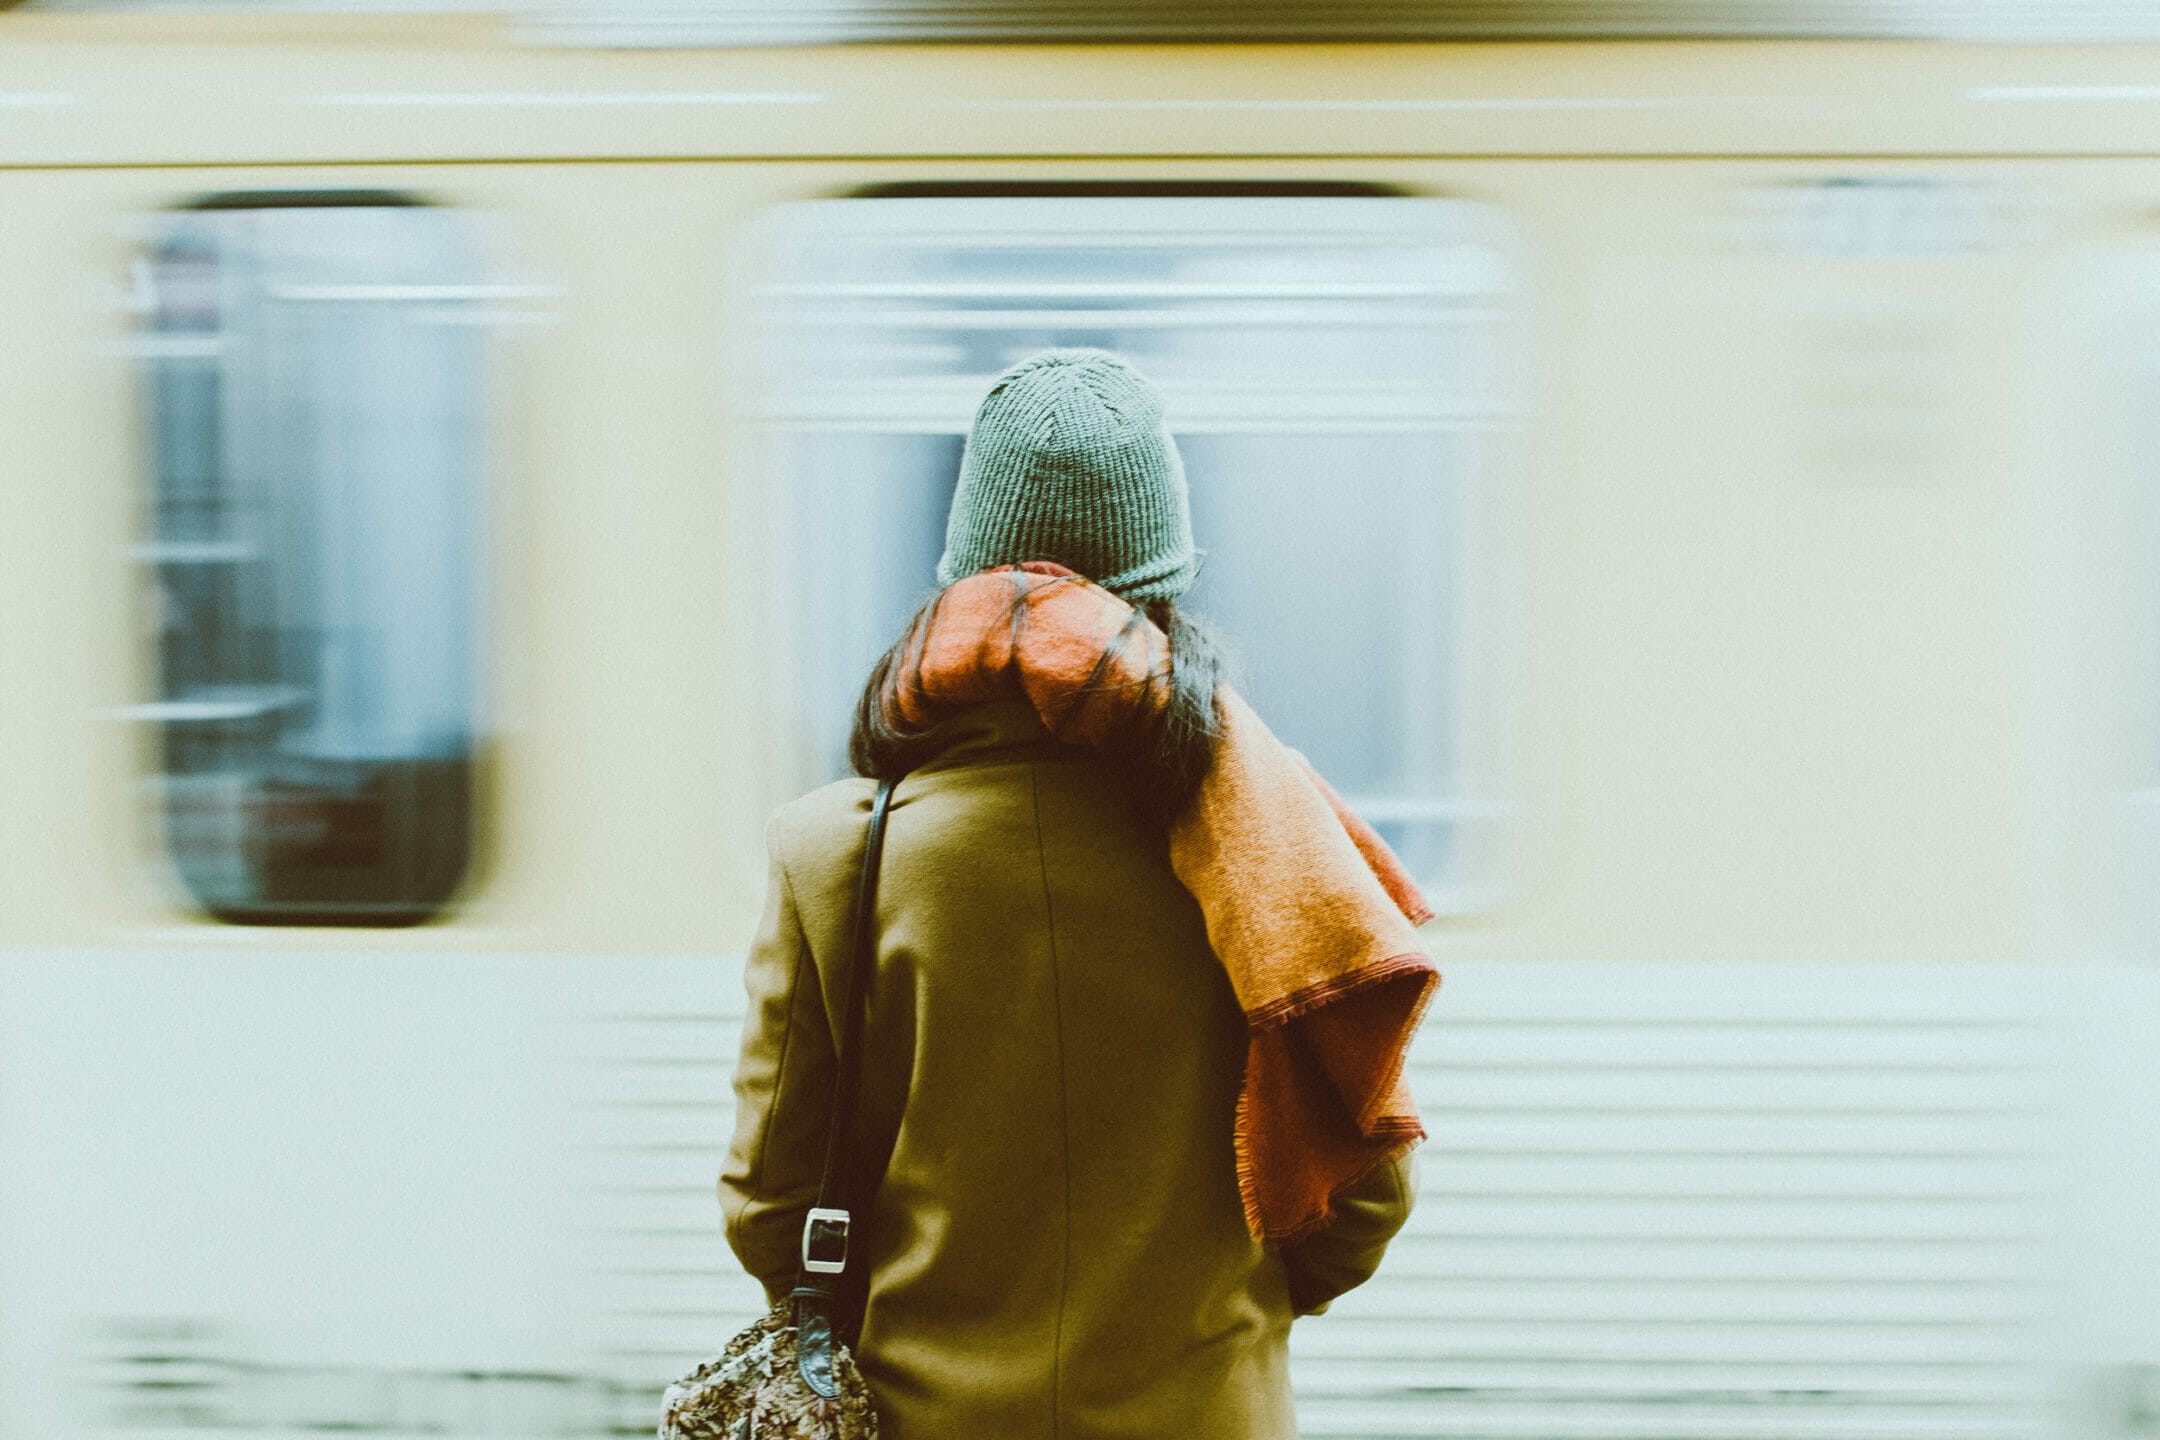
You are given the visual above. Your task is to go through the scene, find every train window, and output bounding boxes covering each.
[130,195,487,926]
[740,194,1522,906]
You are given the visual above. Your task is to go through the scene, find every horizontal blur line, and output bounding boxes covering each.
[589,1018,2034,1031]
[930,96,1784,113]
[1399,1148,2034,1160]
[1416,1192,2041,1203]
[1293,1386,2025,1401]
[583,1057,2030,1070]
[742,417,1504,435]
[266,283,559,302]
[608,1265,2027,1288]
[1416,1114,2039,1122]
[1426,1018,2038,1028]
[776,306,1476,325]
[1306,1316,2024,1331]
[1289,1391,2031,1409]
[588,1185,2039,1203]
[1970,85,2160,101]
[580,1142,2038,1160]
[0,95,73,108]
[310,92,829,108]
[765,280,1466,297]
[1299,1233,2029,1244]
[1417,1062,2039,1073]
[1404,1239,2022,1251]
[10,154,2160,177]
[1288,1318,2034,1330]
[1339,1277,2038,1289]
[583,1228,714,1239]
[579,1072,2040,1082]
[1301,1361,2015,1372]
[1415,1022,2037,1032]
[571,1056,728,1067]
[1278,1364,2004,1373]
[570,1078,2037,1093]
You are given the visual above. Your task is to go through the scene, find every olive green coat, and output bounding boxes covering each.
[720,700,1417,1440]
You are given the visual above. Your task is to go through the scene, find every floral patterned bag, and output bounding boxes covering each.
[657,1297,877,1440]
[659,777,901,1440]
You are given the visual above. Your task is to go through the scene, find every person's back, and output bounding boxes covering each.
[729,700,1327,1438]
[718,349,1425,1439]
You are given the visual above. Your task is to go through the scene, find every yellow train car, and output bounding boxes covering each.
[2,13,2157,1439]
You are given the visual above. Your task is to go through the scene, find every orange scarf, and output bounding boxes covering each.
[886,563,1438,1243]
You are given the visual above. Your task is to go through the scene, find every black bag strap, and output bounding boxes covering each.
[790,774,900,1398]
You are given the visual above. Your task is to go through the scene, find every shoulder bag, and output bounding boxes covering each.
[659,776,900,1440]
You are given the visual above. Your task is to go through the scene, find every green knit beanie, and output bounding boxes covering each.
[936,349,1198,603]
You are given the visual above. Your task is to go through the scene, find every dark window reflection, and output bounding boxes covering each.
[137,195,486,925]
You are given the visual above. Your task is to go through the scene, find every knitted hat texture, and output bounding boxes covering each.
[936,349,1198,603]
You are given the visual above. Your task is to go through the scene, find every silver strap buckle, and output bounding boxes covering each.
[801,1207,850,1275]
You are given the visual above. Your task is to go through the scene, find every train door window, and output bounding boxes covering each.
[130,194,488,926]
[739,193,1522,907]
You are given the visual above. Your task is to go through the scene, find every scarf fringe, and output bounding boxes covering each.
[1234,1093,1427,1247]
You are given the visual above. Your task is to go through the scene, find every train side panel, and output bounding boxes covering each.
[0,65,2156,1436]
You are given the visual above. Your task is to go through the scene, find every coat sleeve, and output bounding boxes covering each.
[1280,1148,1419,1317]
[718,821,837,1306]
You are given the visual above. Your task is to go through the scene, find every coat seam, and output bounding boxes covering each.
[1026,761,1072,1440]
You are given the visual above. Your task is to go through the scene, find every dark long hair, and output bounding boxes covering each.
[849,587,1230,821]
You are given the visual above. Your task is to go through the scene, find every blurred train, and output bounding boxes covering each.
[4,10,2160,1440]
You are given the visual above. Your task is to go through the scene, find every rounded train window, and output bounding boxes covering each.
[735,186,1525,912]
[131,193,488,926]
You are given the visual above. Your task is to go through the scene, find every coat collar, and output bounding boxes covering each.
[909,698,1071,773]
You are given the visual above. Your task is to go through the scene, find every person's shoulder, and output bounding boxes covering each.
[768,775,879,874]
